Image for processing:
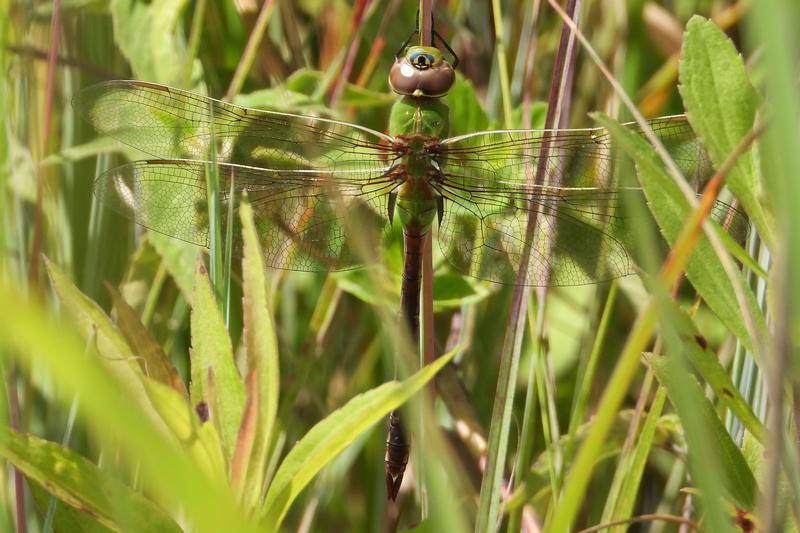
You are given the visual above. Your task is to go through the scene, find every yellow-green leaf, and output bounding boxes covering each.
[107,282,187,397]
[230,198,280,507]
[190,257,244,458]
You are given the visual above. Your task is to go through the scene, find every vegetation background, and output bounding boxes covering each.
[0,0,798,531]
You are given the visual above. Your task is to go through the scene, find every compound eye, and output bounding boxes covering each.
[410,52,436,69]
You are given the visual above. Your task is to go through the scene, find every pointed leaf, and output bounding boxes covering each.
[647,353,758,511]
[668,305,766,443]
[229,198,280,506]
[190,258,244,458]
[679,16,773,247]
[106,282,187,397]
[0,429,181,533]
[260,347,459,527]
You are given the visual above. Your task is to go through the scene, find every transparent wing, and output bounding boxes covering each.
[95,159,396,271]
[74,80,397,173]
[437,116,749,286]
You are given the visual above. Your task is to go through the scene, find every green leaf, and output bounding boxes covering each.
[679,16,773,247]
[444,75,489,137]
[44,136,131,166]
[190,257,245,458]
[593,114,769,355]
[29,482,115,533]
[668,305,766,443]
[283,69,395,108]
[0,429,182,533]
[432,273,492,311]
[110,0,192,84]
[107,282,188,398]
[260,347,459,528]
[647,352,758,511]
[142,377,228,484]
[148,232,196,302]
[229,198,280,507]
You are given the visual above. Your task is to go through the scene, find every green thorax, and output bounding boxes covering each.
[389,96,449,138]
[389,96,450,236]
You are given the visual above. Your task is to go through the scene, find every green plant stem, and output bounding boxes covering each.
[225,0,276,102]
[490,0,513,128]
[180,0,207,88]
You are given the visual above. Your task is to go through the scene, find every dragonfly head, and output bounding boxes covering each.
[389,45,455,98]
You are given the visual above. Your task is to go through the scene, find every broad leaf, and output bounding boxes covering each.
[0,281,259,533]
[45,258,163,431]
[680,16,773,247]
[107,282,187,397]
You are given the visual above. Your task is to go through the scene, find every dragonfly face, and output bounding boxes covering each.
[389,45,455,98]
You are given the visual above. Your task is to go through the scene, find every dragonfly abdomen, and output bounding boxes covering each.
[385,410,410,501]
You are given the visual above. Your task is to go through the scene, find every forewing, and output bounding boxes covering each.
[94,160,396,271]
[437,116,748,286]
[74,80,396,173]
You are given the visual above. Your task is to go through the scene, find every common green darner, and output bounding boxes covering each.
[74,34,746,502]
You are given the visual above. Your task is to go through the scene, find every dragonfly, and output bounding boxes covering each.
[74,32,746,502]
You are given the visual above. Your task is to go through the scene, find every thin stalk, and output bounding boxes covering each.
[565,282,617,460]
[223,170,234,327]
[529,304,560,502]
[204,149,223,308]
[475,2,579,530]
[225,0,276,102]
[420,0,433,46]
[140,261,168,327]
[180,0,207,88]
[577,514,700,532]
[29,0,61,288]
[490,0,513,128]
[327,0,371,106]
